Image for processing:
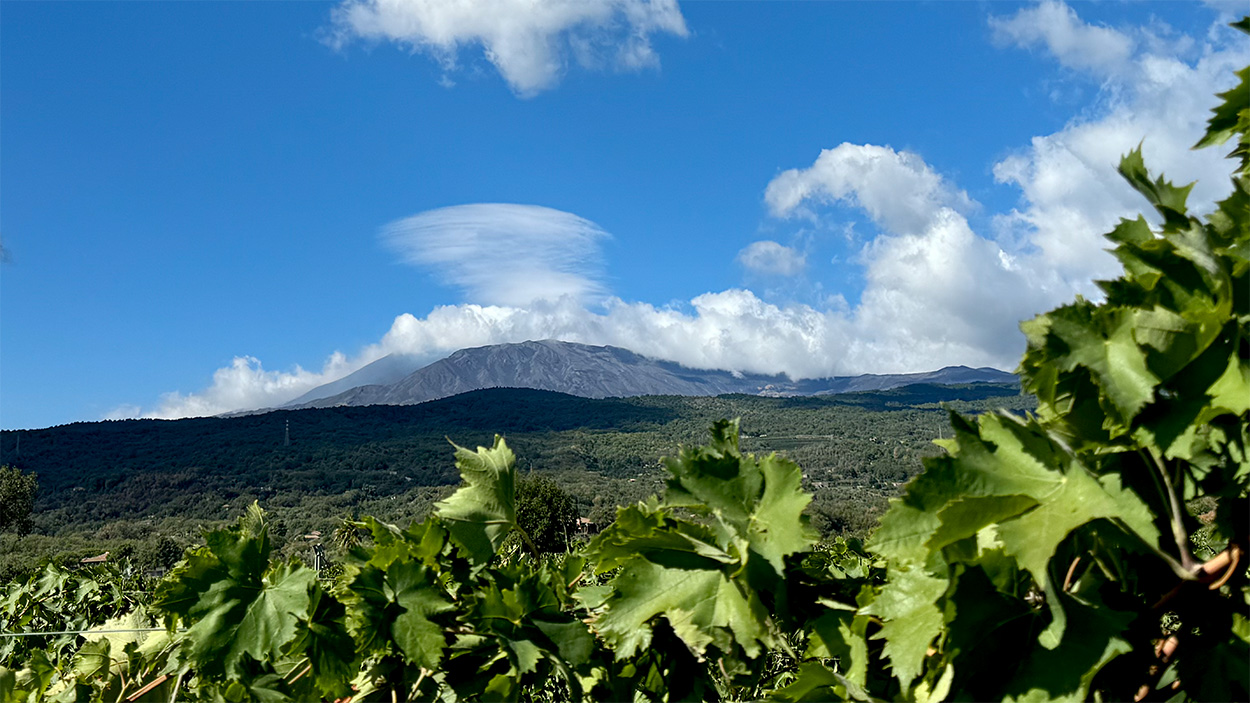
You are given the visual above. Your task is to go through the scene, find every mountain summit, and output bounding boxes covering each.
[286,340,1015,410]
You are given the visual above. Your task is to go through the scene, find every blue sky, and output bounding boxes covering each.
[2,0,1246,429]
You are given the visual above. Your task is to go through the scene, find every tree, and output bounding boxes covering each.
[515,474,579,553]
[138,536,184,572]
[0,465,37,535]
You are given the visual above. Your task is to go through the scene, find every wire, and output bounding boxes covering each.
[0,627,181,638]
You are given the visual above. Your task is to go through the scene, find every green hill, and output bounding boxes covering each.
[0,384,1028,538]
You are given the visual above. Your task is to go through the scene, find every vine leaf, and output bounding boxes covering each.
[859,566,945,690]
[435,436,519,566]
[663,420,818,580]
[586,420,812,663]
[590,558,767,659]
[1002,599,1134,703]
[232,562,316,671]
[340,559,451,670]
[153,503,316,680]
[867,410,1162,688]
[289,586,356,699]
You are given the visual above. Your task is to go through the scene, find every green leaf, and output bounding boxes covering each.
[288,586,356,699]
[588,501,732,573]
[153,504,314,679]
[996,468,1158,589]
[1194,65,1249,157]
[435,436,519,566]
[70,639,110,680]
[770,661,843,702]
[585,421,816,668]
[771,661,880,703]
[340,559,451,670]
[229,561,315,675]
[860,566,945,689]
[927,495,1039,553]
[662,419,818,581]
[590,557,768,659]
[1046,306,1159,426]
[0,667,15,703]
[533,618,595,668]
[1208,349,1250,416]
[1118,146,1195,229]
[1002,599,1134,703]
[753,452,821,574]
[806,608,869,687]
[864,500,940,567]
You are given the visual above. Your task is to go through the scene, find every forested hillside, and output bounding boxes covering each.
[0,383,1026,577]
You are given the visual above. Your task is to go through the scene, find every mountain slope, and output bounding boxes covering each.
[288,340,1015,409]
[285,353,427,406]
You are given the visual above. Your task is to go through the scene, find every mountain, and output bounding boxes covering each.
[285,353,427,406]
[286,340,1016,410]
[794,365,1020,395]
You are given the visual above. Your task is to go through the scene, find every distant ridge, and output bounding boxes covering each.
[285,340,1015,410]
[285,353,426,406]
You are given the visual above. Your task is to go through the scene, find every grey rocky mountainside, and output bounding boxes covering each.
[284,340,1015,410]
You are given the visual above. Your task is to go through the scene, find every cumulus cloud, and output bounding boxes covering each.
[737,240,806,276]
[989,0,1135,78]
[764,144,976,235]
[122,2,1248,420]
[382,203,611,307]
[326,0,688,96]
[147,353,361,420]
[754,0,1247,383]
[990,2,1249,288]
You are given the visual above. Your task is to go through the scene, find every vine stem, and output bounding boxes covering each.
[412,668,429,699]
[516,525,541,556]
[169,672,183,703]
[123,674,168,702]
[1062,556,1082,592]
[1140,449,1198,572]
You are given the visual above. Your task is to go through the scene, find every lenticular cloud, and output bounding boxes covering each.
[381,203,611,307]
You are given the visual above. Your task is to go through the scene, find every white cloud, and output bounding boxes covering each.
[146,353,361,420]
[989,0,1135,78]
[381,203,611,307]
[131,283,1004,420]
[758,140,1037,365]
[372,293,849,378]
[991,2,1249,288]
[120,3,1249,421]
[853,209,1044,365]
[326,0,688,96]
[751,2,1247,383]
[737,240,806,276]
[764,143,976,235]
